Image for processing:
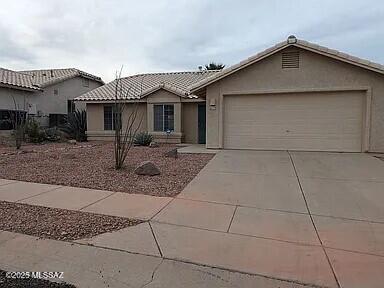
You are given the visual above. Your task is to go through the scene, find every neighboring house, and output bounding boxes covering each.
[76,36,384,153]
[0,68,103,129]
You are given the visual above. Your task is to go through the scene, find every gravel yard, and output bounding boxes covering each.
[0,270,76,288]
[0,201,141,241]
[0,142,213,197]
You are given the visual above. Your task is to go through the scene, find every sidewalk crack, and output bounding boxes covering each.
[140,258,164,288]
[148,222,163,258]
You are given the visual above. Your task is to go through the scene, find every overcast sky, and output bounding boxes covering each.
[0,0,383,82]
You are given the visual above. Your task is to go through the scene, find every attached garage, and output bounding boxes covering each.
[190,36,384,153]
[223,91,366,152]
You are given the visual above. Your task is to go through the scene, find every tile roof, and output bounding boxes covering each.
[19,68,104,87]
[190,37,384,92]
[0,68,40,91]
[75,70,220,101]
[0,67,103,91]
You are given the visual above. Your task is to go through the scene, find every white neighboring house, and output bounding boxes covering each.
[0,68,103,130]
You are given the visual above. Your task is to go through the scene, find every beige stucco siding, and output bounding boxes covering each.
[182,103,198,143]
[86,103,104,131]
[87,103,147,141]
[39,77,101,114]
[206,46,384,152]
[86,89,201,143]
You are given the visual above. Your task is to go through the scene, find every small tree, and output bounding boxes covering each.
[9,96,26,149]
[204,62,225,70]
[113,69,145,170]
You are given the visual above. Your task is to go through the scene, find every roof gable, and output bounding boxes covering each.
[190,36,384,92]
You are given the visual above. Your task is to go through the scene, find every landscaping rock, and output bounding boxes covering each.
[68,139,77,144]
[164,148,178,158]
[149,141,159,148]
[134,161,160,176]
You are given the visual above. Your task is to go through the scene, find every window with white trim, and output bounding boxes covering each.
[154,104,174,132]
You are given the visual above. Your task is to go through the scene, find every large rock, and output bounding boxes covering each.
[164,148,178,158]
[149,141,159,148]
[134,161,160,176]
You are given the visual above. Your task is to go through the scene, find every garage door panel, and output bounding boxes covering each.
[224,136,361,152]
[227,108,361,121]
[223,92,364,152]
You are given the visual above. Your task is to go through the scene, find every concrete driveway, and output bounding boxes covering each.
[153,150,384,288]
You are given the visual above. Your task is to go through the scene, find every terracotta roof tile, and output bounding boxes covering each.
[19,68,103,87]
[75,71,219,101]
[0,67,103,91]
[0,68,40,91]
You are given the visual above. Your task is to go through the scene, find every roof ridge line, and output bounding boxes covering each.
[119,70,220,80]
[0,67,33,77]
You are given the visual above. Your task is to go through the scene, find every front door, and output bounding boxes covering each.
[198,104,206,144]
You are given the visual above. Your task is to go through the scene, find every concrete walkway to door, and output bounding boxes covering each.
[153,150,384,288]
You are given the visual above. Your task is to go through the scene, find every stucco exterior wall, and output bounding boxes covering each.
[87,103,104,131]
[0,87,35,111]
[86,89,201,143]
[205,46,384,152]
[182,102,198,143]
[86,103,147,141]
[36,77,101,126]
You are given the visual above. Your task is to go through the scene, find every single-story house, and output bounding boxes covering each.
[76,71,219,144]
[76,36,384,153]
[0,68,103,129]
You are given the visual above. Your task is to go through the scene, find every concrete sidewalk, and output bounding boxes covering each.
[0,180,172,220]
[0,230,311,288]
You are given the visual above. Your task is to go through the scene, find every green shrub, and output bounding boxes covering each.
[60,110,87,142]
[25,118,45,143]
[134,132,153,146]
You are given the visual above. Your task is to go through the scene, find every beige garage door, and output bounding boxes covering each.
[223,91,364,152]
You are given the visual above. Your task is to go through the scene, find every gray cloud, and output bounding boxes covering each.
[0,24,35,64]
[0,0,383,82]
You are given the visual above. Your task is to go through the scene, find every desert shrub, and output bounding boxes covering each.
[60,110,87,142]
[44,127,61,142]
[134,131,153,146]
[25,118,45,143]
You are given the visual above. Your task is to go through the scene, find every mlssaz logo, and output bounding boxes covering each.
[31,272,64,279]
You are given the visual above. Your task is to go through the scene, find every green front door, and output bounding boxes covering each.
[198,104,206,144]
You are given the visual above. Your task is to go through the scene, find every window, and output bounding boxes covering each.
[104,105,114,130]
[53,89,59,95]
[154,104,174,132]
[104,105,121,131]
[82,78,90,87]
[0,110,26,130]
[49,114,66,128]
[67,100,75,114]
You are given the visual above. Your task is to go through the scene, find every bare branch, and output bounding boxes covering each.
[113,70,146,169]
